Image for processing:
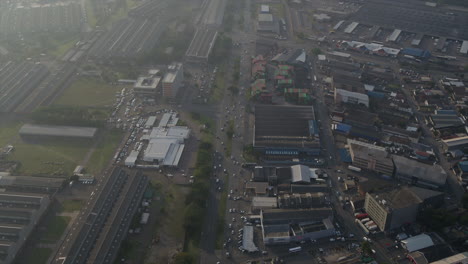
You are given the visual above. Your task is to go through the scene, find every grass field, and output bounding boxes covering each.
[87,130,124,174]
[41,215,71,243]
[24,248,53,264]
[152,179,188,241]
[211,66,226,103]
[0,121,22,146]
[8,138,91,177]
[61,199,84,212]
[49,36,79,58]
[215,179,229,249]
[54,77,119,107]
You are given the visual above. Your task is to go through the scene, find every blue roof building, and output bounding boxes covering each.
[401,48,431,59]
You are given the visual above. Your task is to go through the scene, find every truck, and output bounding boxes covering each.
[364,221,375,227]
[361,218,370,224]
[368,225,378,231]
[355,213,368,219]
[348,165,362,172]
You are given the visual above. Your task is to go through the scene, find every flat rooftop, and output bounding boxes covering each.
[368,186,423,211]
[393,155,447,186]
[186,28,218,59]
[19,124,97,138]
[254,105,316,148]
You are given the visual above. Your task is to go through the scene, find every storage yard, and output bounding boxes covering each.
[88,18,164,60]
[0,2,82,34]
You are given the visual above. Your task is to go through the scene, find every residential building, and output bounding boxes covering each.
[348,139,394,176]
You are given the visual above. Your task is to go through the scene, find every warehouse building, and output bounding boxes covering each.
[142,126,190,166]
[162,63,184,98]
[261,208,334,245]
[364,187,443,231]
[392,155,447,189]
[442,136,468,152]
[348,139,394,176]
[0,175,64,193]
[257,13,278,33]
[0,191,50,264]
[254,105,321,163]
[19,124,97,140]
[334,88,369,107]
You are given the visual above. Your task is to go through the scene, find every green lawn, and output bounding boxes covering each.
[24,248,53,264]
[87,130,123,174]
[48,36,79,58]
[41,215,71,243]
[151,179,188,241]
[8,139,91,177]
[61,199,84,212]
[0,121,22,146]
[211,66,226,103]
[215,179,229,249]
[54,77,119,107]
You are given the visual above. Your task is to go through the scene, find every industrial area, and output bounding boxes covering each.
[0,0,467,263]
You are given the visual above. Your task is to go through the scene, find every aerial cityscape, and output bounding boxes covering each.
[0,0,467,263]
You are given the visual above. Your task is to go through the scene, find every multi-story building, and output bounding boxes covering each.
[364,187,443,231]
[162,63,184,98]
[348,139,394,176]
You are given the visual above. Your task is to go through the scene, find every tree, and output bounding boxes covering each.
[312,47,323,55]
[462,193,468,209]
[361,241,372,256]
[174,252,195,264]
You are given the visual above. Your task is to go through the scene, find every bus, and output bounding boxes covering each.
[289,246,302,254]
[348,165,362,172]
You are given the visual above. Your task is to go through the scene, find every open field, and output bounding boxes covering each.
[8,138,91,177]
[24,248,53,264]
[0,121,22,146]
[60,199,84,213]
[87,130,124,174]
[54,77,119,107]
[41,215,71,243]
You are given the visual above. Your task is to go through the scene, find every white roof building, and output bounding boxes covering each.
[125,150,139,167]
[260,5,270,13]
[401,234,434,252]
[334,88,369,107]
[291,165,318,183]
[460,40,468,54]
[142,125,190,167]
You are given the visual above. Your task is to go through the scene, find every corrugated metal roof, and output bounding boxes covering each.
[402,234,434,252]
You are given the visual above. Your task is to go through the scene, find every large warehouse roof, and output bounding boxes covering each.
[186,28,218,60]
[19,124,97,138]
[393,155,447,186]
[401,234,434,252]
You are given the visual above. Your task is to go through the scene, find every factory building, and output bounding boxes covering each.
[0,175,64,193]
[162,63,184,98]
[0,191,50,264]
[185,28,218,63]
[348,139,394,176]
